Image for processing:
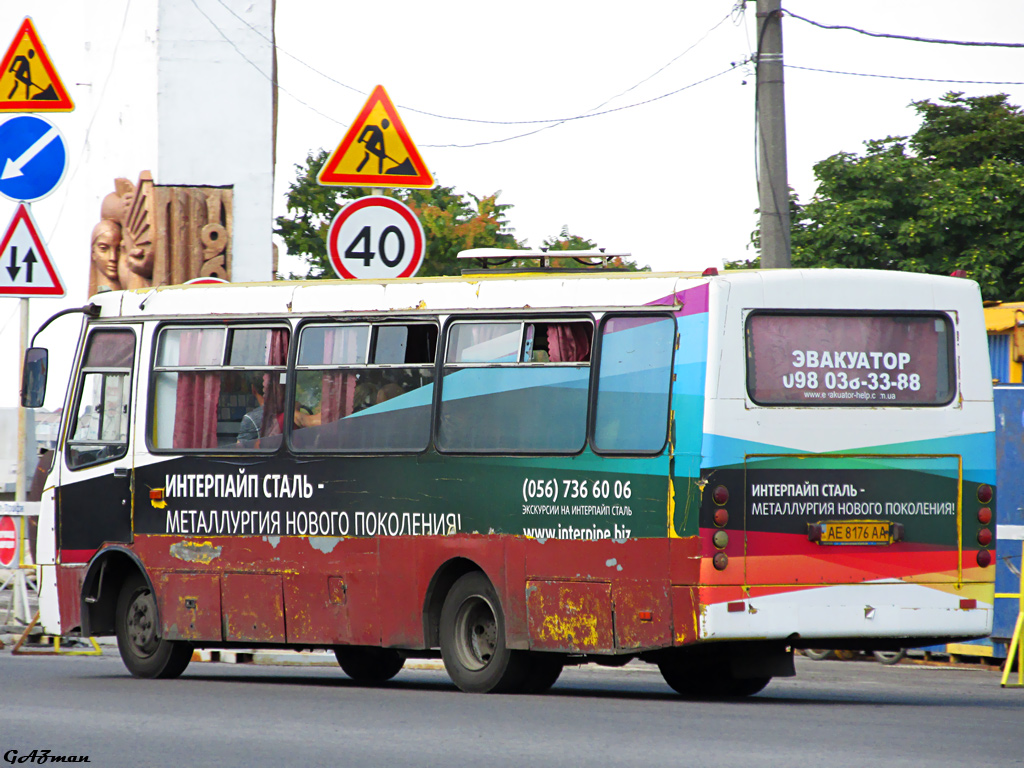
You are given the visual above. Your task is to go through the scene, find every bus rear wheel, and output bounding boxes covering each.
[115,574,192,679]
[520,653,564,694]
[334,646,404,683]
[440,571,528,693]
[658,658,769,698]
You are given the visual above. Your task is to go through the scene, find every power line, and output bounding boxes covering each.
[47,0,134,242]
[421,65,743,149]
[585,9,735,113]
[783,9,1024,48]
[190,0,348,127]
[211,0,365,98]
[787,64,1024,86]
[212,0,739,135]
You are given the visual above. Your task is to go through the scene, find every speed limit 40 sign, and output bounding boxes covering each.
[327,196,425,280]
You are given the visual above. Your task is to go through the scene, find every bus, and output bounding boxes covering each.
[21,258,996,696]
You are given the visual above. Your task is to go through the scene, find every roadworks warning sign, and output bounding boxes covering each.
[318,85,433,189]
[0,17,74,112]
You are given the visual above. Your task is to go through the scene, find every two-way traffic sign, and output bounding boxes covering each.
[0,203,65,297]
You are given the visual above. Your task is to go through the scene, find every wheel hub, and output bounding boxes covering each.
[127,589,159,657]
[455,596,498,671]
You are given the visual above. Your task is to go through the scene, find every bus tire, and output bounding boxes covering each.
[873,649,906,666]
[658,658,769,698]
[519,653,564,694]
[729,676,771,696]
[439,571,528,693]
[802,649,835,661]
[115,573,192,679]
[334,646,404,683]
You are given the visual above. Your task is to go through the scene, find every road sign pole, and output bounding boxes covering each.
[16,296,28,503]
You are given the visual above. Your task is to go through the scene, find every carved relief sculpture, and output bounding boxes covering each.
[90,172,232,295]
[88,177,134,296]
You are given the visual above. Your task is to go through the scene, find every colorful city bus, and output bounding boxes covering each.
[22,260,997,696]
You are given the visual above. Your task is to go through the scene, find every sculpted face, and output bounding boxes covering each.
[91,221,121,281]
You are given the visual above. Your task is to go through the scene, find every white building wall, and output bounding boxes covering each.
[156,0,275,282]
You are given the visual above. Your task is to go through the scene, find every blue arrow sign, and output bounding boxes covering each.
[0,115,68,203]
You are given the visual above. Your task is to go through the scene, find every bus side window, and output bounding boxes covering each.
[592,315,675,454]
[437,319,591,454]
[291,322,438,453]
[150,325,289,451]
[66,329,136,469]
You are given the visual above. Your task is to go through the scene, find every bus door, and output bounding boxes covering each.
[56,325,139,629]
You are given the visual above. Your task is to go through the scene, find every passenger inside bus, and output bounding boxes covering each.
[236,374,265,443]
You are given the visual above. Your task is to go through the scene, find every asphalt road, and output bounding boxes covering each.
[0,653,1020,768]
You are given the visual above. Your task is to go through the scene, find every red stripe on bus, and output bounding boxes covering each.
[59,549,97,564]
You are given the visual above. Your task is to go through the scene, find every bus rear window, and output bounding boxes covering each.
[746,312,955,406]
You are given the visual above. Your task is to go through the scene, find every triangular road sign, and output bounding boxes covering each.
[0,18,74,113]
[318,85,434,189]
[0,203,65,297]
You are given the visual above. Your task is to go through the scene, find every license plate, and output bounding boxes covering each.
[815,521,891,545]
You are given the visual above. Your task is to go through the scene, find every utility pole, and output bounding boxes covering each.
[756,0,791,268]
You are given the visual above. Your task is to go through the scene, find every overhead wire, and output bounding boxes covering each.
[563,9,734,114]
[190,0,346,127]
[786,64,1024,86]
[209,0,743,145]
[783,9,1024,48]
[421,65,744,148]
[211,0,365,98]
[46,0,133,242]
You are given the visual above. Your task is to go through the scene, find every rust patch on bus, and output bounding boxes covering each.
[613,580,671,650]
[169,540,222,564]
[526,580,613,652]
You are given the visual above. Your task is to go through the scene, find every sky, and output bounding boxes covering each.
[2,0,1024,413]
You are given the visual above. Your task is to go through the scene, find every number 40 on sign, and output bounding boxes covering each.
[327,196,425,280]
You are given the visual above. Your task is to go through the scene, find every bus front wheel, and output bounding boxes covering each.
[873,649,907,665]
[334,646,404,683]
[115,573,192,679]
[439,571,528,693]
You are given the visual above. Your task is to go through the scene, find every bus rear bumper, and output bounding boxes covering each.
[695,580,994,644]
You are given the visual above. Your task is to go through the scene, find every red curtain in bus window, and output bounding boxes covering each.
[172,331,221,449]
[260,329,290,437]
[547,323,592,363]
[319,329,357,424]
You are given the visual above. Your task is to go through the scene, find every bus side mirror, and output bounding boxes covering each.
[21,347,48,408]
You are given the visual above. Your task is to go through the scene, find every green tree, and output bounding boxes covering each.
[275,149,523,278]
[744,93,1024,300]
[539,225,647,271]
[542,227,599,251]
